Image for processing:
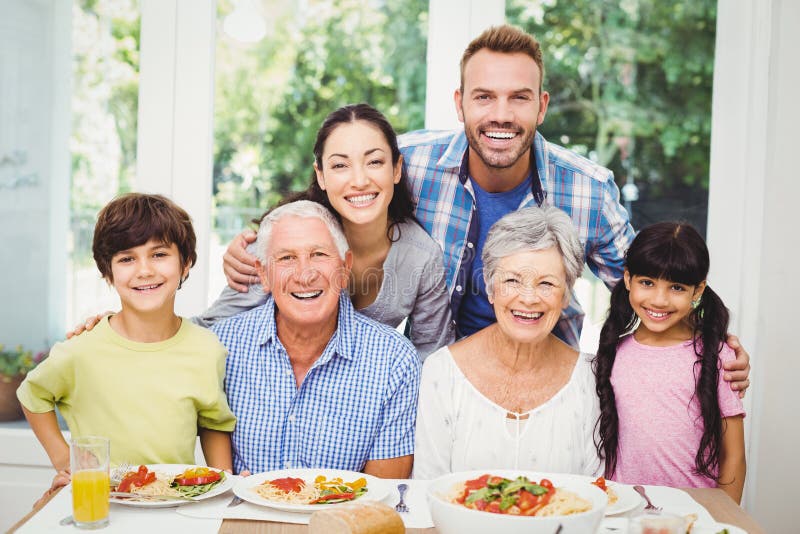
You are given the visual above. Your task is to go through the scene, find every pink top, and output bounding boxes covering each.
[611,335,745,488]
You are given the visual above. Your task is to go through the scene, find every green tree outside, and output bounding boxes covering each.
[507,0,716,232]
[213,0,428,238]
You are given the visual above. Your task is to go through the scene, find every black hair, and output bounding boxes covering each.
[594,222,730,482]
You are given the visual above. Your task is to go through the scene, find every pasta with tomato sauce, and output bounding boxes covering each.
[116,466,180,498]
[451,474,591,517]
[254,475,368,505]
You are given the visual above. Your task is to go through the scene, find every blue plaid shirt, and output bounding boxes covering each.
[398,129,635,347]
[211,293,420,474]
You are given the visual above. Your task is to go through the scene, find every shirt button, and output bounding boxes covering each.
[284,461,291,468]
[467,242,474,249]
[285,369,293,376]
[287,414,296,422]
[455,285,462,292]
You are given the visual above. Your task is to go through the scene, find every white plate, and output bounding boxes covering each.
[233,468,390,513]
[109,464,233,508]
[690,521,747,534]
[605,483,644,515]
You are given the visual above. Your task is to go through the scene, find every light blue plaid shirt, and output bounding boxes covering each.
[398,129,635,347]
[211,293,420,474]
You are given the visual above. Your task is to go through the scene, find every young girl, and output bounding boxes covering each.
[594,222,746,502]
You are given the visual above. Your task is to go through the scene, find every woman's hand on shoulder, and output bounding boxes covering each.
[723,334,750,398]
[66,312,114,339]
[223,229,259,292]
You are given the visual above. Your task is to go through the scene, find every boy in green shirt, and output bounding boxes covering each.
[18,193,235,493]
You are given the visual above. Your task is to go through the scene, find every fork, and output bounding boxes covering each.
[395,483,409,513]
[110,462,133,486]
[227,495,244,507]
[109,491,196,502]
[633,485,662,512]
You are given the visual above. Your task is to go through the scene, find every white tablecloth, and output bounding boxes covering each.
[176,478,434,529]
[15,484,221,534]
[16,480,722,533]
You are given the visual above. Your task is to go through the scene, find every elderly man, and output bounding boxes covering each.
[210,200,420,478]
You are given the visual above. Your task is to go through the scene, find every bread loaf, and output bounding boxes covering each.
[308,500,404,534]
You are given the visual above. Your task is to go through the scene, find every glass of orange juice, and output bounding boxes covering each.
[70,436,110,529]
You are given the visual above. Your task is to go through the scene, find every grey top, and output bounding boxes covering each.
[194,220,454,359]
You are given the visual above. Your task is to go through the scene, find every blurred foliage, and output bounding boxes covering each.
[69,0,716,238]
[213,0,428,227]
[507,0,716,230]
[71,0,140,266]
[0,344,48,380]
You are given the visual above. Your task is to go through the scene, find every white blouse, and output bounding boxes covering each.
[412,347,602,480]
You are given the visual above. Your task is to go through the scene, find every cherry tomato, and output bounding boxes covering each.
[465,474,490,490]
[485,501,502,514]
[517,489,539,511]
[592,476,608,492]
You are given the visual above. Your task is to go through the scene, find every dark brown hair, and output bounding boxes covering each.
[92,193,197,282]
[277,103,416,238]
[460,25,545,91]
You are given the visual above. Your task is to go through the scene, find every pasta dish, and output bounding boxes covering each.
[450,474,591,516]
[115,465,225,499]
[254,474,368,505]
[591,476,618,505]
[117,466,179,498]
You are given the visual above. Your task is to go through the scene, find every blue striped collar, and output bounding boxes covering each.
[255,292,356,361]
[438,130,469,168]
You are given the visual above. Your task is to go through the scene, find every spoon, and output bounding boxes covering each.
[633,485,662,512]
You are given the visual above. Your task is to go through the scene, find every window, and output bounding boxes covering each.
[0,0,139,426]
[68,0,141,326]
[506,1,717,350]
[209,0,429,302]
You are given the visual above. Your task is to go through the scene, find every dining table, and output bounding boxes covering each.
[10,477,764,534]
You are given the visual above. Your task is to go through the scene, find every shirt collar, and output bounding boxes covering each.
[255,296,279,346]
[438,130,469,169]
[258,292,356,362]
[532,131,548,193]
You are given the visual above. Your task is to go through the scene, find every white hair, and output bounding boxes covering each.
[482,205,584,293]
[255,200,350,262]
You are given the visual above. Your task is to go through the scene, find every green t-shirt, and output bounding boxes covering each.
[17,317,236,466]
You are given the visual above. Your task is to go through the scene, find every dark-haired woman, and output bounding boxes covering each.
[199,104,453,357]
[593,222,746,502]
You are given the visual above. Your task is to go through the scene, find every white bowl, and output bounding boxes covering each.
[427,470,607,534]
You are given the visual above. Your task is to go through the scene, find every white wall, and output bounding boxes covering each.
[707,0,800,530]
[0,427,69,533]
[425,0,505,129]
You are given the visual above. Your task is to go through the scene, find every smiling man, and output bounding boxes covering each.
[210,200,420,477]
[397,25,634,346]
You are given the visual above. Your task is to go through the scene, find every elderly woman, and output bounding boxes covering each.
[413,206,601,479]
